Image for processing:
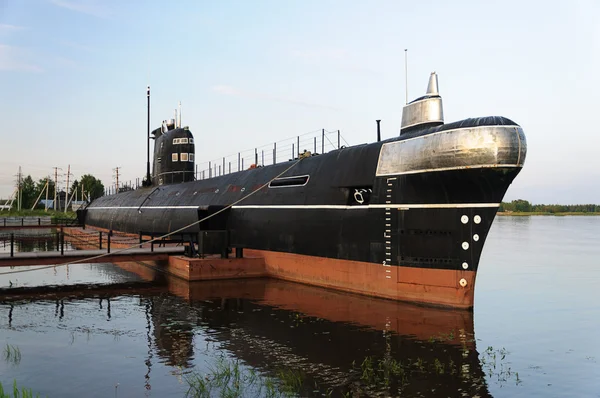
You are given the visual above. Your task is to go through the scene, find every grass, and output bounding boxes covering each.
[0,209,77,223]
[0,209,76,217]
[182,336,525,398]
[0,380,42,398]
[3,345,21,366]
[184,355,305,398]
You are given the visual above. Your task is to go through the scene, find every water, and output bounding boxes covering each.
[0,216,598,397]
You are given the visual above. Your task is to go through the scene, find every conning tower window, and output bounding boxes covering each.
[173,138,179,144]
[189,153,194,162]
[172,153,178,162]
[181,138,188,144]
[190,138,194,143]
[268,175,310,188]
[181,153,189,162]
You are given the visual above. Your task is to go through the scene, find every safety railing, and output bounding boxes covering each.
[193,129,349,180]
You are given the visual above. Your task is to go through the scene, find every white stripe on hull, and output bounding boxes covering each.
[87,203,500,210]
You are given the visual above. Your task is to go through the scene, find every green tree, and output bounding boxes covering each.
[512,199,532,212]
[20,175,36,209]
[70,179,79,196]
[79,174,105,201]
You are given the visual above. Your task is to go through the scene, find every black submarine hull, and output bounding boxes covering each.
[82,116,526,309]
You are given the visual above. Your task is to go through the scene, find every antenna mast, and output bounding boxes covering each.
[144,86,151,186]
[178,101,182,128]
[404,49,408,105]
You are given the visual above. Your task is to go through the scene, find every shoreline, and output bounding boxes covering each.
[497,212,600,216]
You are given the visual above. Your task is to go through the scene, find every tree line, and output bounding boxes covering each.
[3,174,105,210]
[499,199,600,213]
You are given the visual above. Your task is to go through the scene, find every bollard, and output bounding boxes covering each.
[56,230,60,251]
[99,231,103,250]
[10,233,14,257]
[139,231,143,248]
[60,227,64,255]
[236,247,243,258]
[107,230,111,253]
[21,218,24,227]
[150,232,154,252]
[38,218,41,226]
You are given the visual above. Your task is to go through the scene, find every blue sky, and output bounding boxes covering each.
[1,0,598,204]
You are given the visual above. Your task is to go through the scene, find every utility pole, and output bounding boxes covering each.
[64,164,72,213]
[113,167,120,194]
[45,175,49,212]
[53,167,61,211]
[12,166,22,211]
[15,166,22,211]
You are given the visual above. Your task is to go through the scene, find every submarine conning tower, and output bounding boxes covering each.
[400,71,444,134]
[151,118,195,186]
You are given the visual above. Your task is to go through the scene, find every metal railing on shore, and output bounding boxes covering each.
[0,217,79,228]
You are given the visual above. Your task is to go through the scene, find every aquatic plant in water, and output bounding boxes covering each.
[0,380,43,398]
[184,355,305,398]
[3,345,21,366]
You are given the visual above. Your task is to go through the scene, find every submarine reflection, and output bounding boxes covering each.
[157,277,493,397]
[0,265,495,397]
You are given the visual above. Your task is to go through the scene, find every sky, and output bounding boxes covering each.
[0,0,599,204]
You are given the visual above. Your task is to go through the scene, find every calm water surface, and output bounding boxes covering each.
[0,216,598,397]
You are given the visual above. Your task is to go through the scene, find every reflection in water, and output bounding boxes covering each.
[0,229,61,253]
[0,258,502,397]
[160,278,494,397]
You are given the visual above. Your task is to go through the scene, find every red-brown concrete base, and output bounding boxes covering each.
[245,249,476,310]
[167,254,266,281]
[63,227,475,310]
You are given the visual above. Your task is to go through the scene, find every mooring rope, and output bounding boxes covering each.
[0,158,305,276]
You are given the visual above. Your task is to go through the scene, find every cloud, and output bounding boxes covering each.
[0,45,43,72]
[0,24,26,32]
[212,85,341,111]
[289,48,349,61]
[49,0,110,18]
[289,48,381,76]
[60,40,95,53]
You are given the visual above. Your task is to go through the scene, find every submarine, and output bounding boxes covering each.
[79,72,527,309]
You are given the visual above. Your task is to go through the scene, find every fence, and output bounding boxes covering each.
[0,217,79,228]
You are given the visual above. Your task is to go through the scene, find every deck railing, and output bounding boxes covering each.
[194,129,349,180]
[103,128,350,195]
